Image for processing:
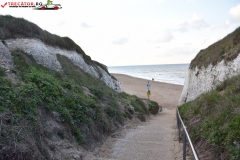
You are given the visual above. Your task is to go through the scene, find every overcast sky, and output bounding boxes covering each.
[1,0,240,66]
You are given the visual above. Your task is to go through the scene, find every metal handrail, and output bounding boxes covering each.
[176,108,200,160]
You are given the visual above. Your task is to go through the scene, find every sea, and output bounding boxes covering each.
[108,64,189,85]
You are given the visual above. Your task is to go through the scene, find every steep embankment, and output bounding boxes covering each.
[179,27,240,104]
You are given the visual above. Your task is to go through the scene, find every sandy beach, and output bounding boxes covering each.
[112,73,183,109]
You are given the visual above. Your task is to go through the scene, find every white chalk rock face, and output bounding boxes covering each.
[179,53,240,105]
[2,38,121,92]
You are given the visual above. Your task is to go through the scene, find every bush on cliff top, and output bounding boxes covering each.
[179,75,240,160]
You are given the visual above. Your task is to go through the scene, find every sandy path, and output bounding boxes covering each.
[93,74,183,160]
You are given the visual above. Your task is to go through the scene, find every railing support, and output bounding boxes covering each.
[177,112,181,141]
[176,108,200,160]
[183,128,186,160]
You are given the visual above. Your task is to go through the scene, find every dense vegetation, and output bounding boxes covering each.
[0,50,156,159]
[190,27,240,69]
[179,75,240,159]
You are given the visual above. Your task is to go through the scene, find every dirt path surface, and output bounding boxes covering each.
[91,74,184,160]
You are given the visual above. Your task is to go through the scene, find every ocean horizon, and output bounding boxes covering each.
[108,64,189,85]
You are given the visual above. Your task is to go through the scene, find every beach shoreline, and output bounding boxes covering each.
[112,73,183,109]
[108,63,188,85]
[111,73,184,86]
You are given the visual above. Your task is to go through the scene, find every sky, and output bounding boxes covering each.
[1,0,240,66]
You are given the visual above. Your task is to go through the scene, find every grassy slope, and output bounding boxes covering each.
[0,50,158,159]
[179,75,240,159]
[190,27,240,69]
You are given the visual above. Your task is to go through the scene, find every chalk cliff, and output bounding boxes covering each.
[179,27,240,104]
[0,38,121,92]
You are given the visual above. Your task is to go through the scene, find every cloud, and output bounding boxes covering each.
[190,14,208,29]
[163,46,197,57]
[225,20,230,26]
[175,21,189,32]
[157,0,165,3]
[150,31,173,43]
[229,4,240,22]
[57,21,65,26]
[81,22,91,28]
[112,38,129,45]
[174,14,209,32]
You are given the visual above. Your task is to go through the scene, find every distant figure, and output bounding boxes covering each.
[152,78,154,81]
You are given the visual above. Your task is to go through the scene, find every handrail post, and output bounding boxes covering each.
[176,108,200,160]
[179,116,181,142]
[176,111,181,141]
[183,127,187,160]
[177,111,179,129]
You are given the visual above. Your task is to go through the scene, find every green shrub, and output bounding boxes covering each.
[0,67,5,76]
[89,87,104,99]
[131,97,147,115]
[131,100,144,114]
[62,81,72,89]
[149,100,159,115]
[228,142,240,160]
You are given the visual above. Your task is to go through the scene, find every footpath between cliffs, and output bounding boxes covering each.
[88,74,184,160]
